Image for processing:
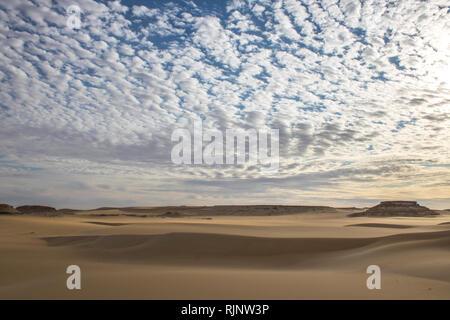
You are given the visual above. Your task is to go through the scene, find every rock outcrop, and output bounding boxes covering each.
[16,205,57,215]
[0,204,19,214]
[349,201,439,217]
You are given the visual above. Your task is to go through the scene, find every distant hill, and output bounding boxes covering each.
[349,201,439,217]
[83,205,339,217]
[15,205,61,216]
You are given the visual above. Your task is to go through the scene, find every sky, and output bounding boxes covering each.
[0,0,449,209]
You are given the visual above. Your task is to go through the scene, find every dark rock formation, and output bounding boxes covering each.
[349,201,439,217]
[160,211,183,218]
[57,209,77,215]
[16,205,57,215]
[0,204,18,214]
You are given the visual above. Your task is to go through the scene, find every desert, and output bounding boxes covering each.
[1,0,449,304]
[0,201,449,299]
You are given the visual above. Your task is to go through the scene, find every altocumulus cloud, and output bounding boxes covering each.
[0,0,449,209]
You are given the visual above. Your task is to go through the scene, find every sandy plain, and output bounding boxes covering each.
[0,206,449,299]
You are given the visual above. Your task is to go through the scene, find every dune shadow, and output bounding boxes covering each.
[84,221,130,226]
[346,223,414,229]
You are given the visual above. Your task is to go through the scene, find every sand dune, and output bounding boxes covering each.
[41,230,450,272]
[0,208,449,299]
[41,232,376,267]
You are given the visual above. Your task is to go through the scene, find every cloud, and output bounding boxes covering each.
[0,0,449,208]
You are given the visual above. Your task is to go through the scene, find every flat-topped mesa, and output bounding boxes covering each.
[16,205,58,216]
[379,201,418,206]
[349,201,439,217]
